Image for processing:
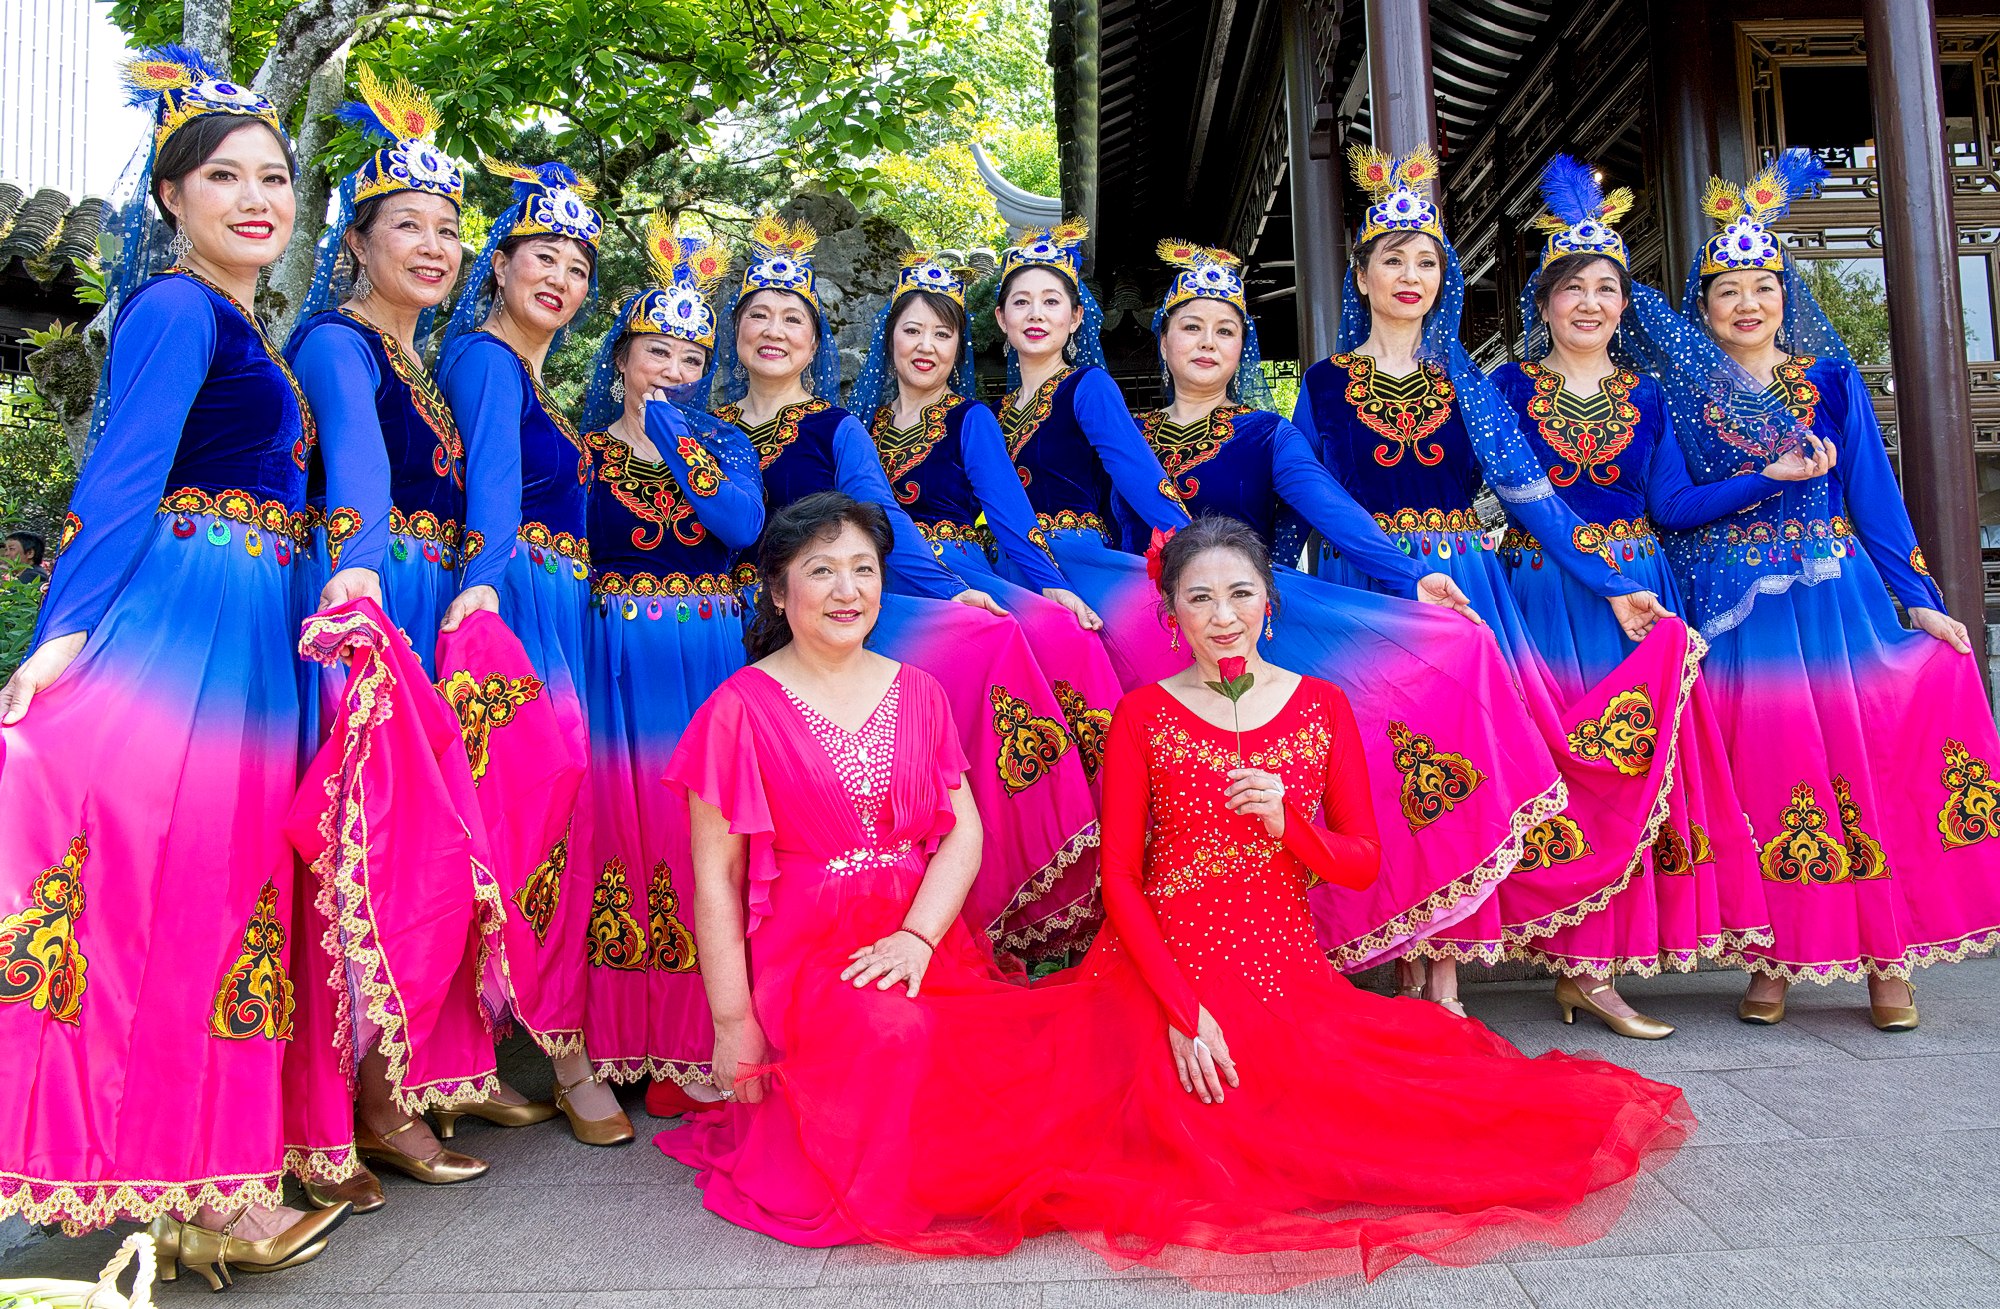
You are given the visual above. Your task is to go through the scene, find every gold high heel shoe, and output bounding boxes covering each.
[1555,976,1674,1040]
[1737,984,1787,1026]
[302,1164,385,1214]
[355,1116,490,1184]
[150,1203,351,1291]
[1870,980,1919,1032]
[432,1094,558,1139]
[555,1072,636,1147]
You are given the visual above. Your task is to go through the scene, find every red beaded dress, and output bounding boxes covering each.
[660,671,1692,1290]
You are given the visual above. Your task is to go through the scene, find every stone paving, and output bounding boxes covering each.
[9,960,2000,1308]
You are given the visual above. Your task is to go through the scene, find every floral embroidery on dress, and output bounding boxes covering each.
[1566,688,1656,777]
[589,428,712,549]
[1521,362,1639,488]
[1518,814,1591,870]
[1760,782,1849,883]
[587,858,648,970]
[1000,369,1071,459]
[209,881,295,1040]
[436,668,544,784]
[716,399,829,470]
[1053,680,1111,781]
[57,511,81,556]
[1938,740,2000,851]
[0,833,89,1025]
[1333,351,1454,469]
[1141,406,1243,500]
[1831,776,1889,880]
[1651,824,1693,876]
[647,862,698,973]
[516,829,567,942]
[1910,546,1931,577]
[873,399,953,505]
[1385,721,1484,832]
[1690,822,1714,866]
[990,686,1073,796]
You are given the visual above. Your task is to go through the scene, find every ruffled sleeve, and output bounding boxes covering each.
[663,673,781,933]
[900,666,971,847]
[1097,690,1201,1036]
[1278,682,1382,890]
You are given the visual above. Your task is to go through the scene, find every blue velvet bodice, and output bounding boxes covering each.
[160,273,312,505]
[1298,353,1479,518]
[293,309,463,524]
[874,396,980,529]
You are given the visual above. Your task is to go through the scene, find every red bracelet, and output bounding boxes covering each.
[896,925,939,951]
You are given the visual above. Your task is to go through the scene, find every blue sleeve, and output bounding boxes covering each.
[829,414,968,599]
[35,280,215,644]
[1074,369,1190,532]
[648,400,764,550]
[1827,361,1947,611]
[1643,404,1782,531]
[959,402,1067,590]
[1289,381,1318,449]
[1269,416,1422,584]
[443,341,523,592]
[1504,491,1644,597]
[292,324,391,574]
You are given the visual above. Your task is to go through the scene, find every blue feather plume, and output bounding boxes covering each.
[1771,148,1830,205]
[121,43,230,109]
[1536,153,1606,228]
[333,99,395,143]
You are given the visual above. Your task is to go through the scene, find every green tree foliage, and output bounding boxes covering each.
[0,380,80,543]
[1798,259,1891,366]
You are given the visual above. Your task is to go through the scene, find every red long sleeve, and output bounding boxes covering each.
[1097,698,1204,1037]
[1279,686,1382,891]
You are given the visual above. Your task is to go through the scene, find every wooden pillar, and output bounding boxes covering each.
[1863,0,1987,658]
[1283,0,1345,362]
[1364,0,1436,156]
[1648,0,1720,284]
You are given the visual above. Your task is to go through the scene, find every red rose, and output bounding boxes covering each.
[1144,527,1176,585]
[1217,656,1247,682]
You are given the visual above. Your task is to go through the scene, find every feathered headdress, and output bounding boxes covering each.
[998,218,1090,288]
[1531,154,1633,270]
[1349,145,1444,245]
[737,214,821,312]
[1155,239,1246,317]
[893,252,973,307]
[123,44,284,154]
[481,156,603,248]
[623,210,730,349]
[1699,148,1829,276]
[337,67,462,207]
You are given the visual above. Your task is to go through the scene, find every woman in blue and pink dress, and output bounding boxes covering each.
[438,159,627,1134]
[1113,239,1570,983]
[573,214,763,1117]
[0,47,354,1277]
[1669,152,2000,1029]
[1485,157,1793,1036]
[1292,148,1703,1017]
[710,216,1099,954]
[848,254,1119,955]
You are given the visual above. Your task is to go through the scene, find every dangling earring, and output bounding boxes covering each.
[611,375,626,401]
[1169,621,1181,651]
[168,227,192,265]
[1264,602,1275,641]
[352,262,373,301]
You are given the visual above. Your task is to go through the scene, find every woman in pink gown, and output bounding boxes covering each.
[658,502,1692,1290]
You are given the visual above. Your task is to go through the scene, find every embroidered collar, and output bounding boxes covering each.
[1330,350,1453,470]
[1141,404,1247,500]
[716,397,830,469]
[478,329,582,452]
[1519,362,1640,489]
[338,308,463,485]
[872,396,956,504]
[171,266,317,470]
[1001,368,1072,457]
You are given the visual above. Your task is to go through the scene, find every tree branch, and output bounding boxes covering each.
[268,41,354,339]
[250,0,395,119]
[181,0,235,66]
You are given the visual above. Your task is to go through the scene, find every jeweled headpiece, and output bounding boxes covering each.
[1350,145,1443,245]
[624,210,730,349]
[338,67,462,208]
[123,45,284,155]
[1532,154,1632,270]
[1699,149,1828,276]
[1156,239,1246,316]
[739,215,821,313]
[998,219,1089,288]
[893,253,969,307]
[481,157,603,248]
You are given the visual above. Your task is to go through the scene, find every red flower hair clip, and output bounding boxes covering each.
[1145,528,1177,585]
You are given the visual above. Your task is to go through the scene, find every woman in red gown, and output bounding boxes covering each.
[660,505,1692,1290]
